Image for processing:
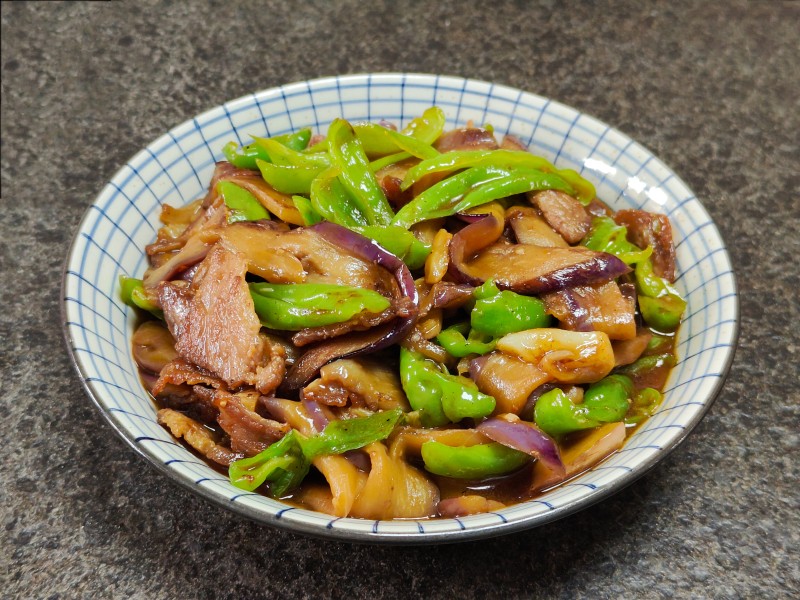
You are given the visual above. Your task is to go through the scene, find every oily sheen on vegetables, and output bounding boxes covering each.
[123,108,684,520]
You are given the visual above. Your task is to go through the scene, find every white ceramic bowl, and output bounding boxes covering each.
[63,74,738,543]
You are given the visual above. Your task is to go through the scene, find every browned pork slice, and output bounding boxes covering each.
[499,134,528,151]
[434,127,499,153]
[543,280,637,340]
[157,408,240,466]
[158,244,283,394]
[613,209,677,282]
[529,189,591,244]
[210,389,290,457]
[151,357,226,396]
[301,358,410,411]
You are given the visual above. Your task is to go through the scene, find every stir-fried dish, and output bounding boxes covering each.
[122,107,685,519]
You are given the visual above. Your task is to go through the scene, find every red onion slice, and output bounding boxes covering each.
[301,397,331,432]
[477,417,565,476]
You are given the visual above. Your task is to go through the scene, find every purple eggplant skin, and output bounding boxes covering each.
[508,250,630,295]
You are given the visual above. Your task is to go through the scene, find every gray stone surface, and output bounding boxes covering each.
[2,0,798,598]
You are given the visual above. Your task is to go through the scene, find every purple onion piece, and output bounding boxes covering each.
[431,282,474,310]
[468,354,490,382]
[301,397,330,433]
[519,383,557,422]
[454,211,489,224]
[477,418,565,476]
[343,450,371,471]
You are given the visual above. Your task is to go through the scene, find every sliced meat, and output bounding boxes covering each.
[151,357,225,396]
[157,408,240,466]
[375,159,415,209]
[543,280,637,340]
[158,244,277,393]
[305,358,410,411]
[529,189,591,244]
[613,209,677,282]
[146,190,226,259]
[211,390,290,457]
[301,379,352,407]
[499,134,528,151]
[290,304,400,348]
[612,328,653,366]
[218,221,305,284]
[429,281,474,310]
[434,127,498,153]
[507,205,569,247]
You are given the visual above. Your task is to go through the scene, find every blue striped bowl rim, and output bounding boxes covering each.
[62,73,738,543]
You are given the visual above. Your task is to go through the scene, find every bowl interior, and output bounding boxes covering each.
[63,74,738,542]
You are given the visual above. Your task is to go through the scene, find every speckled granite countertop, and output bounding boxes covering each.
[2,1,798,598]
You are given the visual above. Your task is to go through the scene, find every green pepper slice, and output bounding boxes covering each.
[217,180,270,223]
[327,119,395,226]
[249,282,391,331]
[470,280,552,337]
[399,348,496,427]
[420,441,530,479]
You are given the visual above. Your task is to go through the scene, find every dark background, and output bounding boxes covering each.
[2,1,798,598]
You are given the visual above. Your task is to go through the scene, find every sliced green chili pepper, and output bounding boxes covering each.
[391,165,511,229]
[638,293,686,332]
[217,180,270,223]
[584,216,686,331]
[400,149,596,203]
[369,151,413,173]
[254,137,331,169]
[455,168,575,209]
[256,158,326,195]
[582,374,634,422]
[646,333,674,354]
[383,127,439,160]
[353,106,446,156]
[399,348,496,427]
[249,282,391,331]
[278,128,313,152]
[222,128,312,170]
[309,167,370,229]
[119,275,162,317]
[228,430,309,494]
[634,258,686,331]
[327,119,395,226]
[616,352,677,378]
[401,106,446,144]
[300,408,404,458]
[470,280,552,337]
[291,195,323,226]
[582,216,652,265]
[401,149,552,191]
[436,322,496,358]
[229,409,403,495]
[625,388,663,425]
[222,140,271,170]
[534,375,633,438]
[420,440,530,479]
